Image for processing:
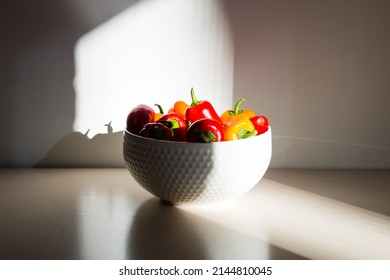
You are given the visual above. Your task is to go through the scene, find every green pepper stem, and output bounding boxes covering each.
[240,129,258,139]
[230,98,246,115]
[169,119,179,130]
[200,130,216,143]
[154,104,164,114]
[190,87,200,106]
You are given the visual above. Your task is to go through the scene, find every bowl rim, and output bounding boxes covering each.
[123,126,271,146]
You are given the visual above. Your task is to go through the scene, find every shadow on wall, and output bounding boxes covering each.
[35,122,124,168]
[0,0,141,167]
[0,0,78,167]
[3,0,233,168]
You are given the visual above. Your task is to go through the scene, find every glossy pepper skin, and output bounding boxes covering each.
[223,117,257,141]
[139,122,174,141]
[186,118,224,143]
[220,98,256,124]
[159,112,187,142]
[126,104,155,135]
[185,88,222,125]
[250,115,269,135]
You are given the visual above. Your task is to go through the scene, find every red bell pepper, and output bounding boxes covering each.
[139,122,174,141]
[158,112,187,142]
[186,118,224,143]
[249,115,269,135]
[185,88,222,125]
[126,104,155,135]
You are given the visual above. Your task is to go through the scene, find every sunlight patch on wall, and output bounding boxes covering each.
[73,0,233,137]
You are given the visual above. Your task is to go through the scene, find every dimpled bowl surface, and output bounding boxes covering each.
[123,127,272,205]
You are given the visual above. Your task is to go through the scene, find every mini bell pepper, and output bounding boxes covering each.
[126,104,155,135]
[220,98,256,124]
[139,122,174,141]
[223,116,257,141]
[158,112,187,142]
[154,104,164,121]
[185,88,222,125]
[168,100,188,118]
[186,118,224,143]
[250,115,269,135]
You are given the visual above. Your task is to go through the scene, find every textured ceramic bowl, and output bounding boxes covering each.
[123,127,272,205]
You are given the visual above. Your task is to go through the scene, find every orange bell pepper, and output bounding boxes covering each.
[220,98,256,124]
[168,100,188,118]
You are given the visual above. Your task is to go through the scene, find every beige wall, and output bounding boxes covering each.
[228,0,390,168]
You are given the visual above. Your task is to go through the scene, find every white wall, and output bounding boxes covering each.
[1,0,389,168]
[73,0,233,137]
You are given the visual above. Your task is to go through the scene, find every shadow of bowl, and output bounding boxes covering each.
[127,198,208,259]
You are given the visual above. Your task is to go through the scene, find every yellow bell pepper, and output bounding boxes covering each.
[220,98,256,124]
[223,116,257,141]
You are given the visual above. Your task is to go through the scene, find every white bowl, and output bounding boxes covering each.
[123,127,272,205]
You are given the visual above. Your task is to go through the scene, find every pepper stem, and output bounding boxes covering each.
[200,130,216,143]
[190,87,201,106]
[154,104,164,114]
[238,129,258,139]
[229,98,246,115]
